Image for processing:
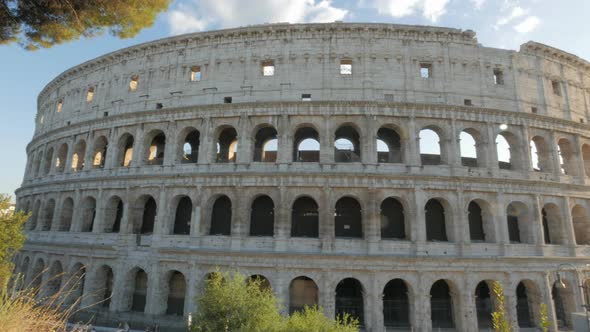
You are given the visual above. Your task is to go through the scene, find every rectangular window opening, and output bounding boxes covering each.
[464,99,473,106]
[156,103,163,110]
[301,94,311,101]
[493,69,504,85]
[262,60,275,76]
[224,96,232,104]
[551,80,561,96]
[580,118,585,123]
[86,87,95,102]
[103,111,109,117]
[340,59,352,75]
[56,100,63,113]
[531,107,538,114]
[129,75,139,91]
[420,63,432,78]
[190,66,201,81]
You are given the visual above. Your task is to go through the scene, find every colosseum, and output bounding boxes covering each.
[13,22,590,331]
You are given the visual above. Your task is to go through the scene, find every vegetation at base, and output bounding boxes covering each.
[0,194,27,290]
[539,303,552,332]
[491,281,512,332]
[1,0,170,50]
[192,270,359,332]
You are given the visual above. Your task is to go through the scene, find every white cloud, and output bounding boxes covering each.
[361,0,450,22]
[514,16,541,33]
[470,0,486,9]
[167,0,348,35]
[495,6,527,27]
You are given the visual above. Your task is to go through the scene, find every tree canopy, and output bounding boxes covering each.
[0,0,170,50]
[0,194,27,290]
[192,270,358,332]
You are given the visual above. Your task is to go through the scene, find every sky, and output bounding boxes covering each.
[0,0,588,199]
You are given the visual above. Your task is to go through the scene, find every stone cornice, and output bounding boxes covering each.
[520,41,590,73]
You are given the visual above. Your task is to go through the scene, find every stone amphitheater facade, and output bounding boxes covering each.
[13,22,590,331]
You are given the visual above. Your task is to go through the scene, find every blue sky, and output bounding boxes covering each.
[1,0,588,199]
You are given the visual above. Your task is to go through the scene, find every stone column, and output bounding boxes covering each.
[274,186,289,251]
[70,190,82,232]
[542,273,559,332]
[274,270,289,315]
[110,263,129,312]
[145,262,163,315]
[461,277,478,331]
[190,187,201,238]
[237,114,252,164]
[50,196,63,232]
[532,195,545,249]
[231,188,246,250]
[550,131,563,177]
[562,197,577,250]
[413,188,426,242]
[486,124,499,170]
[185,264,200,316]
[92,189,104,233]
[163,121,177,166]
[320,186,333,253]
[199,118,212,164]
[363,114,377,165]
[64,137,76,174]
[369,273,384,332]
[131,126,145,167]
[366,189,380,254]
[277,114,291,164]
[321,271,335,319]
[320,115,334,164]
[573,135,586,182]
[456,189,470,245]
[447,118,461,167]
[495,191,509,245]
[407,116,420,166]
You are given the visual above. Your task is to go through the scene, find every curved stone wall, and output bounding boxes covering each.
[15,22,590,331]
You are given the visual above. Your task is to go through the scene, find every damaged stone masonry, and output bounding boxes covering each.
[14,22,590,331]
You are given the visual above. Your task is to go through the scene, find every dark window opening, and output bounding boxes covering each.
[468,201,485,241]
[253,127,278,162]
[182,130,200,164]
[531,107,538,114]
[173,197,192,235]
[475,282,493,328]
[335,197,362,238]
[380,198,405,239]
[291,197,319,238]
[552,80,561,96]
[431,280,454,328]
[80,197,96,232]
[41,199,55,231]
[216,127,238,163]
[210,196,231,235]
[117,134,134,167]
[464,99,473,106]
[102,267,114,308]
[517,283,534,328]
[293,127,319,162]
[507,215,521,243]
[112,200,123,233]
[335,278,364,326]
[166,271,186,316]
[224,96,232,103]
[493,69,504,85]
[377,127,402,163]
[334,126,360,162]
[542,208,551,244]
[425,199,447,241]
[383,279,410,328]
[552,284,570,328]
[131,270,147,312]
[140,197,157,234]
[301,94,312,101]
[250,195,274,236]
[146,132,166,166]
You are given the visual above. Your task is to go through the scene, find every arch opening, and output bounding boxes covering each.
[425,199,447,242]
[377,127,402,163]
[116,134,134,167]
[430,280,455,328]
[104,196,123,233]
[210,196,231,235]
[335,197,362,238]
[253,127,278,162]
[468,201,485,241]
[181,129,200,164]
[55,144,68,173]
[146,131,166,166]
[58,197,74,232]
[291,197,319,238]
[173,197,192,235]
[460,131,478,167]
[80,197,96,232]
[380,197,406,240]
[40,199,56,231]
[216,127,238,163]
[475,281,493,329]
[71,140,86,171]
[557,139,578,176]
[334,126,360,162]
[572,205,590,245]
[250,195,274,236]
[166,271,186,316]
[131,269,148,312]
[289,276,318,314]
[92,136,108,169]
[516,282,535,328]
[335,278,364,326]
[383,279,410,328]
[293,127,319,162]
[419,128,441,165]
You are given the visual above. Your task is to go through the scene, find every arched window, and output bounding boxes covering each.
[29,200,41,230]
[216,127,238,163]
[30,259,45,290]
[46,261,63,297]
[80,197,96,232]
[468,201,485,241]
[419,128,441,165]
[65,263,86,307]
[210,196,231,235]
[58,198,74,232]
[116,134,134,167]
[430,280,454,328]
[140,196,157,234]
[33,151,42,177]
[557,138,578,176]
[552,281,575,329]
[173,197,192,235]
[582,144,590,177]
[289,276,318,314]
[380,197,405,239]
[475,281,493,328]
[248,275,271,291]
[335,278,364,326]
[425,199,447,241]
[96,265,114,308]
[253,127,278,162]
[293,127,320,162]
[335,197,362,238]
[496,133,511,169]
[383,279,410,328]
[377,127,402,163]
[92,136,108,169]
[250,195,274,236]
[181,129,200,163]
[530,136,552,172]
[20,257,30,283]
[42,148,54,175]
[291,197,319,238]
[71,140,86,171]
[104,196,123,233]
[55,143,68,173]
[145,131,166,166]
[460,130,478,167]
[572,205,590,245]
[516,282,534,328]
[506,202,527,243]
[131,269,148,312]
[167,271,186,316]
[542,204,566,245]
[41,199,56,231]
[334,126,360,162]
